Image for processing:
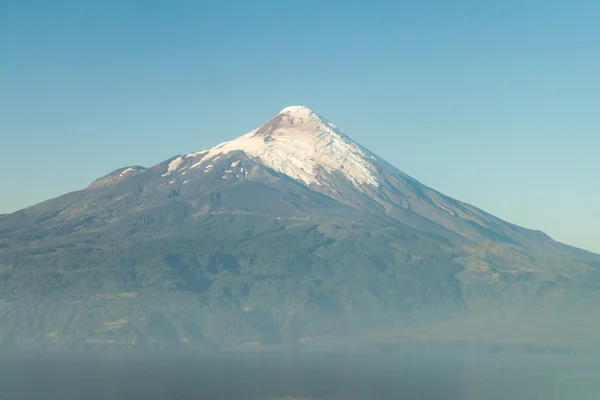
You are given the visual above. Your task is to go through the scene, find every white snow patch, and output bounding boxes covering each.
[168,157,183,172]
[188,153,223,171]
[168,180,175,184]
[189,159,205,170]
[162,156,184,177]
[231,160,241,168]
[183,180,188,185]
[204,164,213,171]
[279,105,313,115]
[120,167,137,176]
[185,151,207,158]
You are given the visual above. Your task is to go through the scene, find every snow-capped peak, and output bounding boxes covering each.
[180,106,380,189]
[278,105,314,116]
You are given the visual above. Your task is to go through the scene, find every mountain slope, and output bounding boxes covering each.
[0,106,598,351]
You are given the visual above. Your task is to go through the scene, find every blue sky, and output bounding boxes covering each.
[1,0,599,253]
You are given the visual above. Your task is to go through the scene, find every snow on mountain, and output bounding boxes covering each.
[161,156,184,177]
[86,166,147,189]
[80,106,565,251]
[178,106,381,189]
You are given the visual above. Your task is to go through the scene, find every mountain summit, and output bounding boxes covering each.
[0,106,599,351]
[131,106,575,250]
[178,105,380,190]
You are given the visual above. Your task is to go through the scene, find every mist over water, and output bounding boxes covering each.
[0,351,598,400]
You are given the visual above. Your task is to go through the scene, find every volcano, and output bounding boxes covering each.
[0,106,598,351]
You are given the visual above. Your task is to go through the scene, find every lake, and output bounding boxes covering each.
[0,351,598,399]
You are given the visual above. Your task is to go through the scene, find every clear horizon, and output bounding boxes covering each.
[1,0,599,253]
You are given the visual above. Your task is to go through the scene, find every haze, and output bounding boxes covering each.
[1,351,599,400]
